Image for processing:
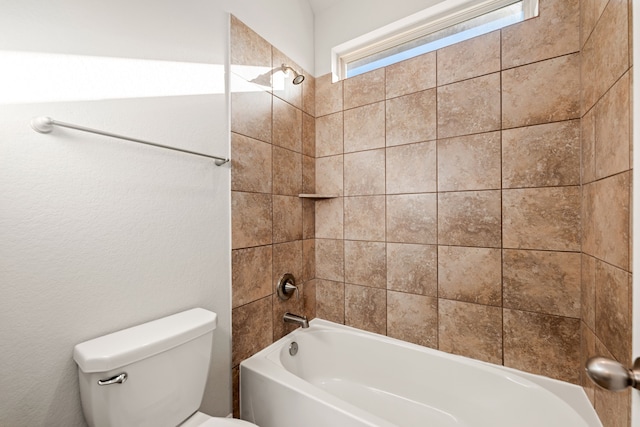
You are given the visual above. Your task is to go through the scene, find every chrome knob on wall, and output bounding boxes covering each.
[585,357,640,391]
[277,273,299,301]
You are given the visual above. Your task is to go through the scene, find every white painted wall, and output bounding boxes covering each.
[0,0,313,426]
[313,0,447,76]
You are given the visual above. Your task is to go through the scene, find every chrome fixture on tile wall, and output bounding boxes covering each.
[281,63,305,85]
[585,357,640,391]
[277,273,300,300]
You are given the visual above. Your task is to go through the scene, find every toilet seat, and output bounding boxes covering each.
[181,411,258,427]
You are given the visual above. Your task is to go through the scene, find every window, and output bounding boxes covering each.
[332,0,539,81]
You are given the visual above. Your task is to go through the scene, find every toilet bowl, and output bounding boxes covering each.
[73,308,258,427]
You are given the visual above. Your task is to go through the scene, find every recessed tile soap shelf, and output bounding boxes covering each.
[298,194,339,199]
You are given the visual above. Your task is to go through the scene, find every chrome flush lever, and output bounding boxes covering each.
[97,372,128,386]
[585,357,640,391]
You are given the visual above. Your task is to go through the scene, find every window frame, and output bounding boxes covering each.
[331,0,539,82]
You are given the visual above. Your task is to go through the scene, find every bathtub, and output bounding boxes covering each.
[240,319,602,427]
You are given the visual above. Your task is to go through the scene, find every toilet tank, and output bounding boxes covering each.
[73,308,217,427]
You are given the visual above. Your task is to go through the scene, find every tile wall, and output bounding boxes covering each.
[315,0,583,385]
[230,0,634,424]
[229,15,317,417]
[580,1,633,426]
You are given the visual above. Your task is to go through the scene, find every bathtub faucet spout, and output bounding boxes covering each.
[283,312,309,329]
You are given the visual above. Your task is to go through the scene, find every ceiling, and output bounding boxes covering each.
[307,0,344,14]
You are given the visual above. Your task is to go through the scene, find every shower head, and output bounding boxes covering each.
[281,64,305,85]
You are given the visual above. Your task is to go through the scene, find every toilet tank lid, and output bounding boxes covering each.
[73,308,217,373]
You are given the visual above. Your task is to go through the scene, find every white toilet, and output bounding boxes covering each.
[73,308,257,427]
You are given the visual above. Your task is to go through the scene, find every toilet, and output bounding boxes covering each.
[73,308,257,427]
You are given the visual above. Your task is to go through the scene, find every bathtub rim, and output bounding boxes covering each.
[240,318,602,427]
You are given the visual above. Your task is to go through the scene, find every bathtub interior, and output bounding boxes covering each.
[242,319,602,427]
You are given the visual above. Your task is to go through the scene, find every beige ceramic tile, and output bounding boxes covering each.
[581,0,609,48]
[503,186,580,251]
[582,181,597,257]
[303,278,317,320]
[387,291,438,348]
[273,146,302,196]
[438,246,501,306]
[594,339,632,427]
[302,74,316,116]
[386,89,437,146]
[438,190,502,248]
[272,195,302,243]
[582,107,597,184]
[315,155,343,196]
[344,240,386,288]
[591,172,630,269]
[302,112,316,158]
[302,239,315,283]
[503,249,581,318]
[595,71,631,179]
[272,48,303,110]
[315,198,343,239]
[302,155,315,194]
[302,199,315,240]
[316,73,343,117]
[344,149,386,196]
[315,239,344,282]
[386,194,437,244]
[316,112,343,157]
[343,68,385,110]
[231,133,272,193]
[386,52,436,98]
[232,245,272,308]
[232,367,240,417]
[502,0,579,69]
[502,120,580,188]
[229,16,272,87]
[386,141,437,194]
[386,243,437,296]
[503,53,580,129]
[231,87,272,143]
[595,260,631,365]
[437,73,501,139]
[438,132,501,191]
[437,31,500,85]
[272,96,302,153]
[232,296,273,366]
[582,0,629,112]
[503,309,581,384]
[582,254,597,331]
[344,196,386,241]
[344,102,386,153]
[316,279,345,323]
[231,191,272,249]
[438,300,502,364]
[272,240,303,291]
[581,323,597,405]
[345,284,386,334]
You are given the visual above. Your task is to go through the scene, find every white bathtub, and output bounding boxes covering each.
[240,319,602,427]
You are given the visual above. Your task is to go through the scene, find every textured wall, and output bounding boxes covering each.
[580,1,633,426]
[229,16,317,417]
